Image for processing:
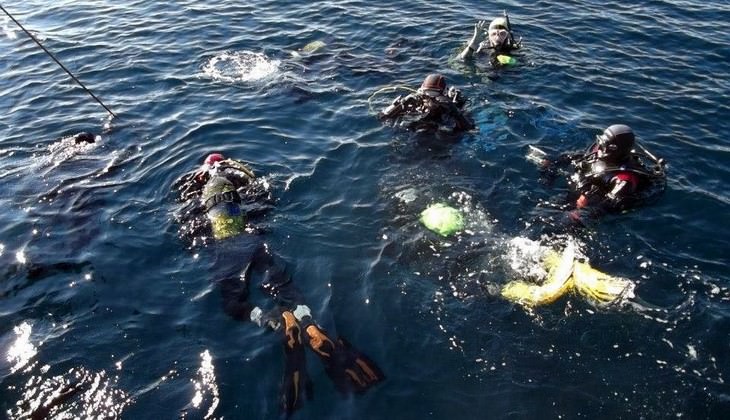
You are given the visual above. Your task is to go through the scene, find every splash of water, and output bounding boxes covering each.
[202,51,281,84]
[44,133,100,166]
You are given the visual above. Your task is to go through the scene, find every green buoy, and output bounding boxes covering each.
[496,54,517,66]
[420,203,464,237]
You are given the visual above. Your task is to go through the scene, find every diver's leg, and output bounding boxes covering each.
[218,258,255,322]
[253,242,303,309]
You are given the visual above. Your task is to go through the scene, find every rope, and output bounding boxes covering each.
[367,85,418,114]
[0,4,117,118]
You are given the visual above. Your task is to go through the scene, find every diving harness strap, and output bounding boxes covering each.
[204,190,241,212]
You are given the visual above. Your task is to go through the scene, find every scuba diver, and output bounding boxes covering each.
[174,153,384,415]
[377,73,475,133]
[458,14,521,65]
[69,131,96,144]
[535,124,667,218]
[45,131,102,165]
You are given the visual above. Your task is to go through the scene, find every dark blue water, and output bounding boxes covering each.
[2,1,729,418]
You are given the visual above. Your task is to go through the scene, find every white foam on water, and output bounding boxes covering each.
[3,17,18,40]
[15,248,27,265]
[505,236,550,281]
[449,191,493,236]
[7,322,37,374]
[202,51,281,84]
[44,134,100,166]
[394,187,417,203]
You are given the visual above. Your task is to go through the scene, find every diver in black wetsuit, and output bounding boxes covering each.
[541,124,667,218]
[378,73,475,133]
[458,15,521,65]
[174,153,383,415]
[72,132,96,144]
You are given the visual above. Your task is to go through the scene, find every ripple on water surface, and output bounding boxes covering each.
[1,0,730,418]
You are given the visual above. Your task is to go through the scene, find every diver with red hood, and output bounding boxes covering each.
[378,73,475,133]
[174,153,384,415]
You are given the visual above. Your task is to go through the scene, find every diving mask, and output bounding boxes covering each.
[488,28,509,47]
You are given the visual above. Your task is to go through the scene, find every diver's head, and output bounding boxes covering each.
[204,153,225,167]
[487,17,510,48]
[597,124,635,161]
[74,132,96,144]
[419,74,446,97]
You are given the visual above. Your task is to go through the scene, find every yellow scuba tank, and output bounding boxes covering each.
[202,176,246,240]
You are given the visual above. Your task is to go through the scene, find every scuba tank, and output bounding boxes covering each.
[202,176,247,240]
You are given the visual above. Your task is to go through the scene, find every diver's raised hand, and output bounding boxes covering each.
[460,20,488,60]
[469,20,488,48]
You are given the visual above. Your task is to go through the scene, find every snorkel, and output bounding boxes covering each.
[503,10,521,48]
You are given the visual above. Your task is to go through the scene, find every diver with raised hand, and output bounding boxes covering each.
[459,13,521,65]
[174,153,384,415]
[378,73,474,133]
[535,124,667,220]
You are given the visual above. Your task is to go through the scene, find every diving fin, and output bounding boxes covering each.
[281,311,313,415]
[300,319,384,394]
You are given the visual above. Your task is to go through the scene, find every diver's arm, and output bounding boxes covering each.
[220,160,256,188]
[459,20,487,61]
[555,152,585,166]
[452,107,475,131]
[574,184,601,210]
[379,95,406,119]
[378,97,402,119]
[380,94,419,119]
[175,170,208,201]
[604,173,639,205]
[576,173,637,212]
[446,86,475,131]
[459,44,477,61]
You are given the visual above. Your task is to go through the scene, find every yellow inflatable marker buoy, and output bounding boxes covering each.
[501,242,635,307]
[572,261,635,304]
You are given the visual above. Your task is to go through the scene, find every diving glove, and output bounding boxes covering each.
[250,306,282,331]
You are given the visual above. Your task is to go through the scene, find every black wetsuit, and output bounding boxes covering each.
[214,235,301,323]
[175,160,301,325]
[565,146,666,214]
[470,38,520,69]
[379,90,474,133]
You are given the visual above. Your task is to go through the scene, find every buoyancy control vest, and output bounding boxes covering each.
[571,144,666,209]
